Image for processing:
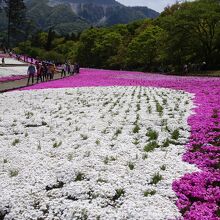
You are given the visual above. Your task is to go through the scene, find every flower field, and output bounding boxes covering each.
[0,58,28,82]
[0,69,219,219]
[1,58,26,65]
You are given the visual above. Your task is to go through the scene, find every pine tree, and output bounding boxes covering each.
[3,0,26,47]
[45,28,56,51]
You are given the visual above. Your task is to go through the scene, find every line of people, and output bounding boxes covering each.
[61,62,80,78]
[27,61,80,85]
[27,62,56,85]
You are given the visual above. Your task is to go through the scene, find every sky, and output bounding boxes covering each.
[117,0,181,12]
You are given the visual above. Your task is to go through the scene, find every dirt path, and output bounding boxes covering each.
[0,73,64,93]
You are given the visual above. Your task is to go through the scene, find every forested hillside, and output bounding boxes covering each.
[13,0,220,73]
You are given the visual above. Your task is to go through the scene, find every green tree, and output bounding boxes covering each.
[3,0,26,47]
[45,28,56,51]
[158,0,220,69]
[92,31,122,68]
[127,25,164,71]
[76,28,102,67]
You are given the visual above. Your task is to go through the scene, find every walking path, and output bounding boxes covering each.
[0,73,65,92]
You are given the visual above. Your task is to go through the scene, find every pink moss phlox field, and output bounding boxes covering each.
[0,75,27,83]
[21,68,220,219]
[0,54,36,82]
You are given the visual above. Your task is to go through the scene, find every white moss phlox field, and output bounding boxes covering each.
[0,66,28,77]
[0,87,198,220]
[1,58,26,65]
[0,58,27,77]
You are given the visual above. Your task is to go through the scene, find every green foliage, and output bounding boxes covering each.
[9,169,19,177]
[127,25,164,71]
[112,188,125,201]
[144,141,159,152]
[115,128,122,137]
[146,130,158,141]
[12,139,20,146]
[160,165,166,171]
[171,129,180,140]
[162,138,170,148]
[75,172,85,181]
[128,162,135,170]
[142,153,148,160]
[80,134,88,140]
[150,172,163,185]
[156,102,163,114]
[53,141,62,148]
[133,124,140,133]
[144,190,156,197]
[158,0,220,70]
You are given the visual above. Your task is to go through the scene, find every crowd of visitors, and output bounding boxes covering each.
[0,47,81,85]
[183,62,207,74]
[27,61,80,85]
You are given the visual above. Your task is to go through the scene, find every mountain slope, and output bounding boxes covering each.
[49,0,159,26]
[0,0,159,35]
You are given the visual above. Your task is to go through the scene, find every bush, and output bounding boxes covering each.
[171,129,180,140]
[146,130,158,141]
[144,141,159,152]
[150,172,163,185]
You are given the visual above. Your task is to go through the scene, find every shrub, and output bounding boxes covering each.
[142,154,148,160]
[162,139,170,148]
[96,139,100,145]
[144,190,156,197]
[75,172,85,181]
[156,102,163,113]
[112,189,125,201]
[133,139,139,145]
[9,169,19,177]
[115,128,122,137]
[171,129,180,140]
[133,124,140,133]
[144,141,159,152]
[53,141,62,148]
[68,153,74,161]
[12,139,20,146]
[160,165,166,171]
[104,156,109,164]
[80,134,88,140]
[97,178,108,183]
[146,130,158,141]
[128,162,135,170]
[150,172,163,185]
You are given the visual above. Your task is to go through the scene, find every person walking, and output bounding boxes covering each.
[36,63,43,83]
[51,63,56,79]
[42,62,48,81]
[61,63,66,78]
[1,57,5,66]
[47,64,51,80]
[27,64,36,85]
[67,62,71,75]
[183,64,188,75]
[74,63,80,74]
